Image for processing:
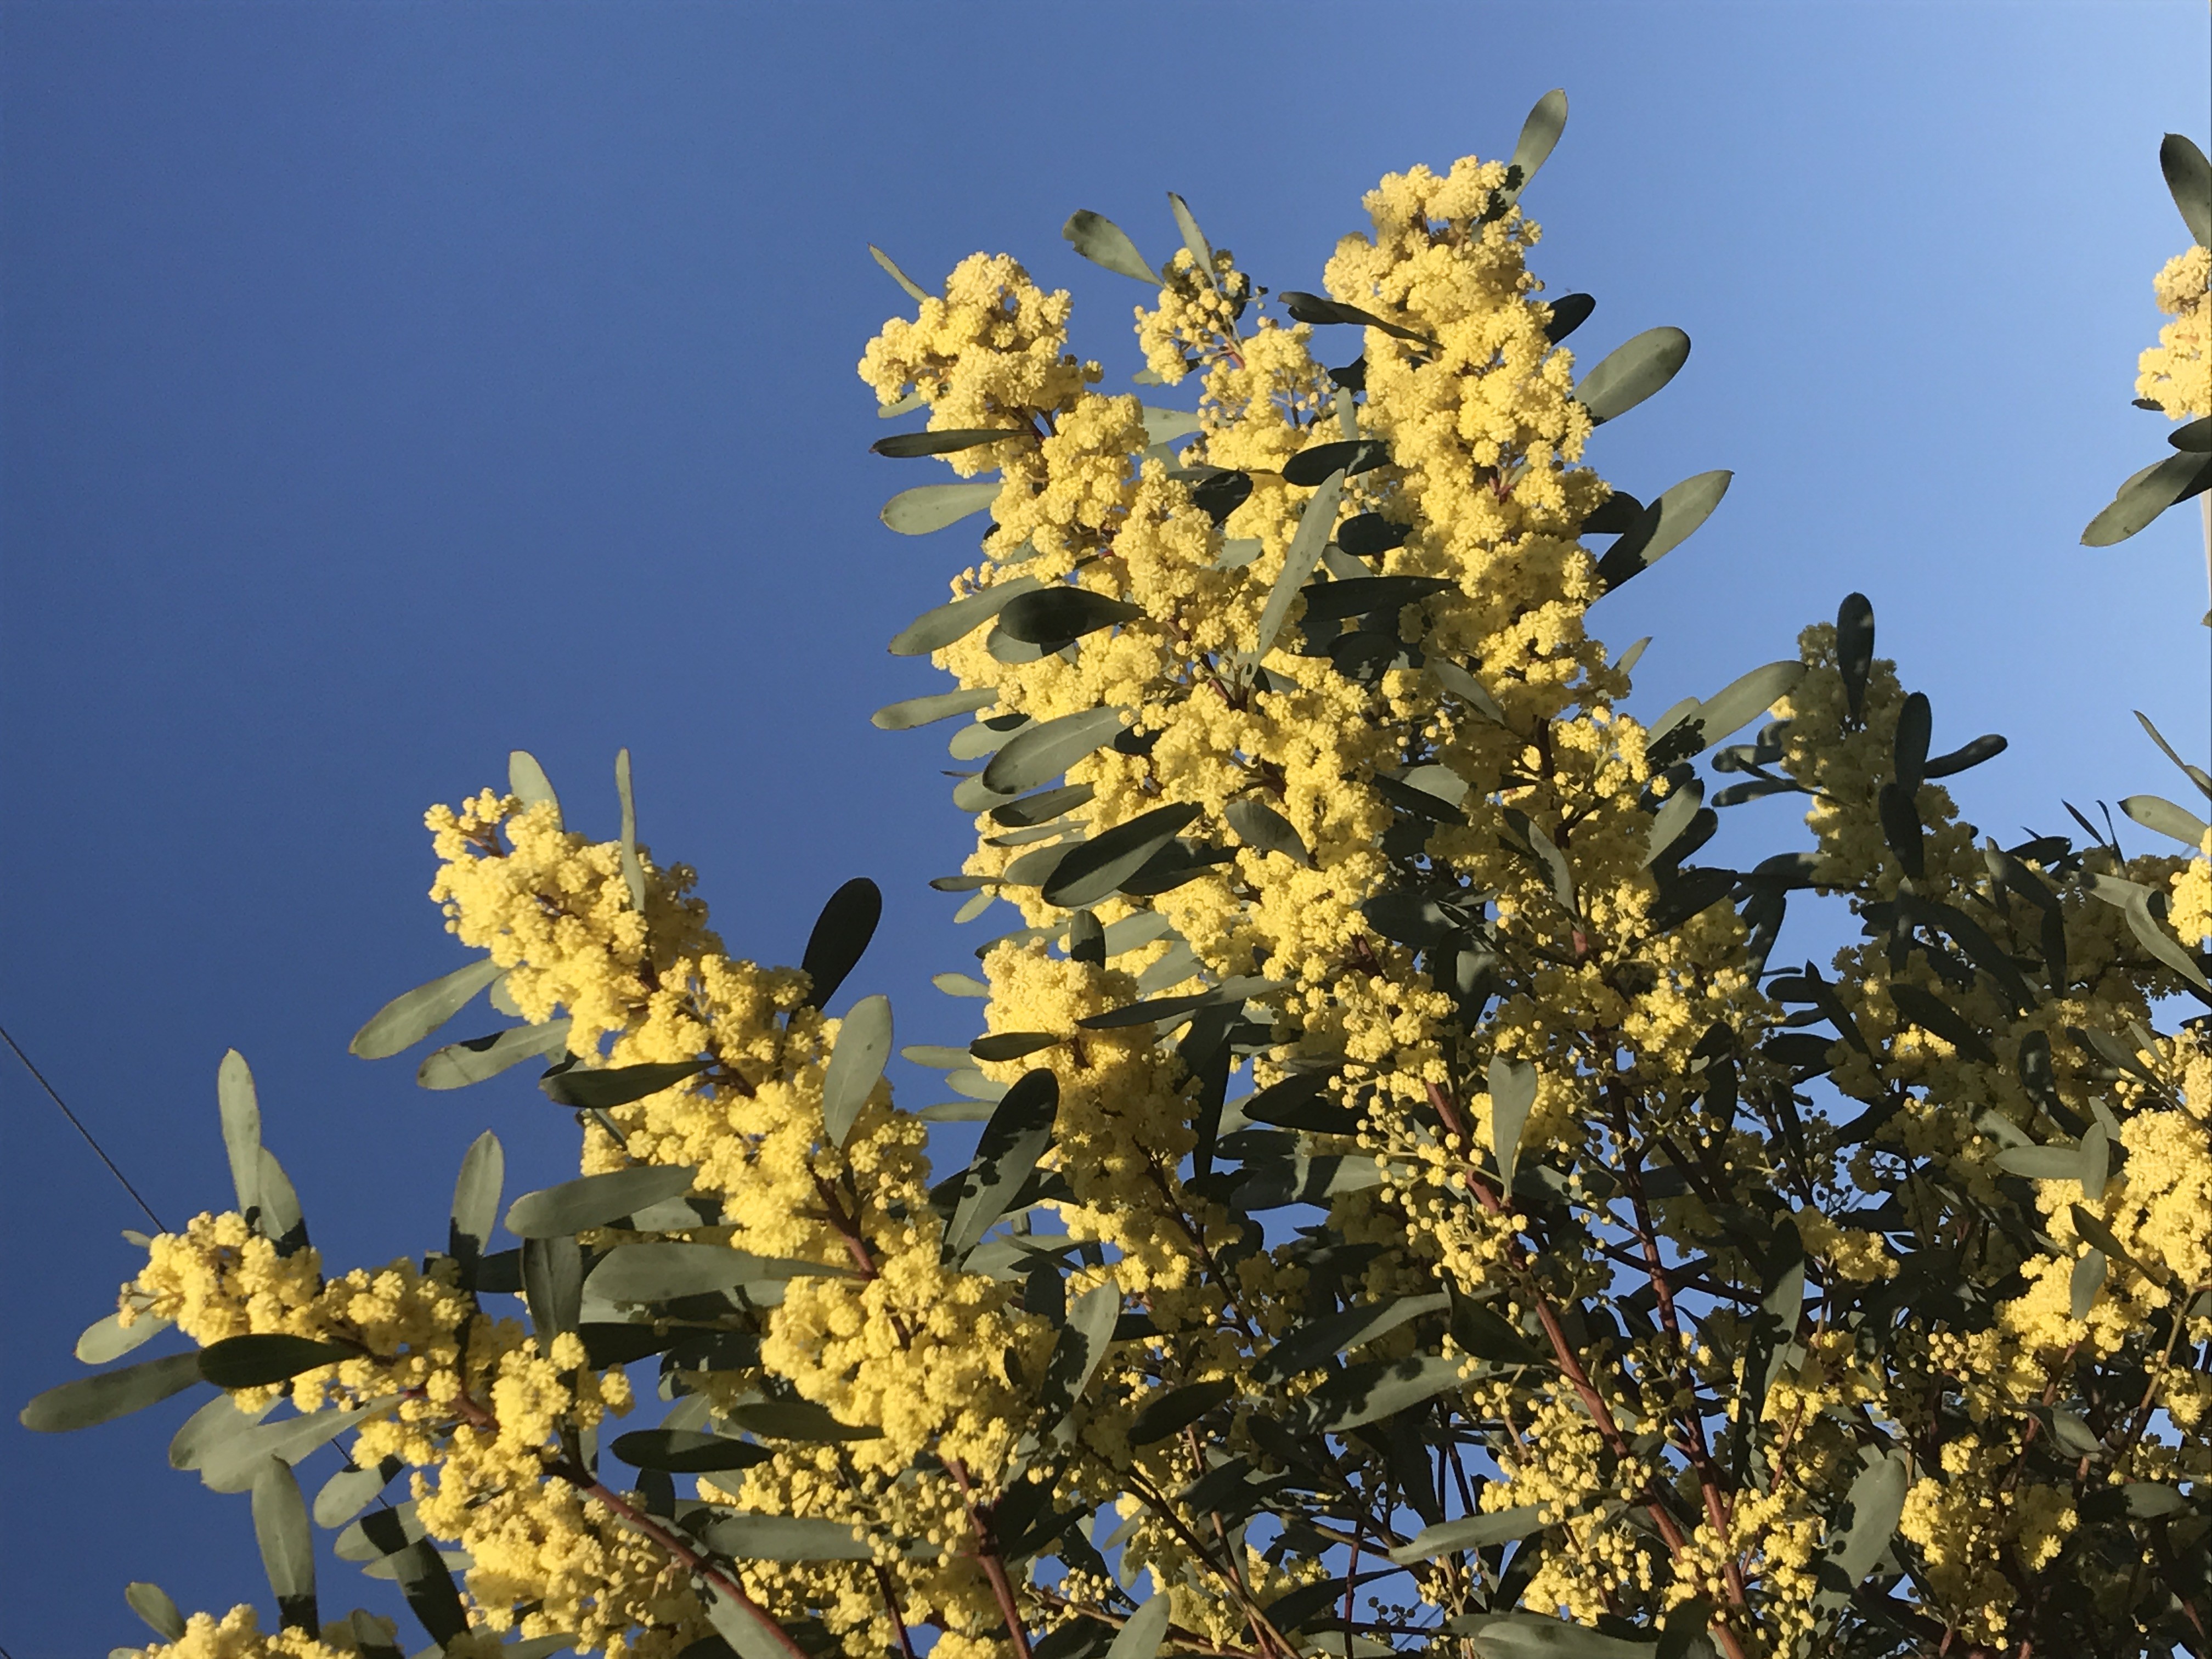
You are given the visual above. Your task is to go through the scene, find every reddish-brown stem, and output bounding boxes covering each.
[943,1458,1036,1659]
[571,1475,814,1659]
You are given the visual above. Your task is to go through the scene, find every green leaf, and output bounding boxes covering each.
[872,686,998,730]
[199,1335,352,1389]
[983,706,1128,795]
[1127,1378,1237,1446]
[1644,778,1707,868]
[1297,574,1454,624]
[614,747,648,913]
[1647,661,1807,763]
[1079,974,1283,1030]
[1166,190,1216,289]
[509,749,561,827]
[125,1582,187,1643]
[505,1165,699,1238]
[1462,1616,1652,1658]
[1742,1234,1806,1423]
[1994,1141,2096,1184]
[1282,439,1391,488]
[336,1500,424,1562]
[1488,1057,1538,1190]
[991,782,1096,828]
[971,1031,1060,1063]
[349,958,503,1061]
[1253,473,1346,661]
[1279,291,1436,346]
[2083,450,2212,546]
[889,577,1043,656]
[882,480,1001,535]
[2126,888,2212,990]
[1813,1451,1909,1620]
[217,1047,262,1218]
[1223,798,1310,866]
[1286,1353,1464,1435]
[2162,132,2212,248]
[1063,211,1160,284]
[77,1310,172,1365]
[523,1235,583,1339]
[950,713,1029,760]
[800,877,883,1009]
[1430,657,1507,723]
[945,1070,1060,1259]
[822,994,892,1148]
[443,1130,504,1294]
[1500,808,1575,909]
[998,587,1145,646]
[255,1146,308,1255]
[1231,1154,1384,1210]
[2135,710,2212,800]
[1508,89,1568,195]
[720,1399,883,1442]
[418,1020,572,1090]
[1595,471,1733,592]
[612,1428,773,1474]
[541,1059,708,1110]
[2126,1482,2190,1519]
[872,428,1025,459]
[1037,1280,1121,1435]
[20,1350,204,1432]
[868,243,933,303]
[2069,1203,2164,1286]
[694,1510,873,1562]
[1239,1067,1353,1133]
[1449,1290,1544,1367]
[170,1391,270,1471]
[1887,982,1996,1066]
[251,1457,318,1631]
[1262,1292,1448,1383]
[1043,804,1203,908]
[588,1243,840,1303]
[934,971,991,997]
[313,1457,399,1526]
[2170,415,2212,452]
[1836,592,1875,727]
[1575,326,1690,424]
[1894,692,1931,793]
[1142,405,1203,447]
[1107,1594,1171,1659]
[2121,793,2211,850]
[701,1585,802,1659]
[1389,1504,1550,1565]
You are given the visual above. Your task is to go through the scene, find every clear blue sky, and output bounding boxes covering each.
[3,3,2205,1651]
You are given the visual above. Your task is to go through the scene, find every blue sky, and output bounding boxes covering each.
[3,3,2206,1651]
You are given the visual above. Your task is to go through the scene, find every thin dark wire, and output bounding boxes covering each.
[1,1021,168,1232]
[0,1637,18,1659]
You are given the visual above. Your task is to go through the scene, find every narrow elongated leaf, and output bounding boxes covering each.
[1575,326,1690,424]
[1043,804,1203,907]
[1837,592,1875,727]
[387,1536,469,1645]
[125,1583,187,1643]
[505,1166,699,1238]
[721,1400,882,1442]
[509,749,561,826]
[1142,405,1202,447]
[613,1428,772,1473]
[872,687,998,730]
[251,1458,317,1631]
[872,428,1024,459]
[2162,132,2212,248]
[199,1335,352,1389]
[1282,439,1391,487]
[588,1243,837,1303]
[1036,1280,1121,1434]
[1542,292,1595,343]
[945,1071,1060,1259]
[695,1511,872,1562]
[445,1129,503,1289]
[1107,1594,1171,1659]
[1508,89,1568,194]
[1894,692,1932,793]
[1166,191,1215,288]
[351,958,503,1061]
[2126,889,2212,990]
[971,1030,1060,1062]
[1262,1292,1448,1381]
[1993,1142,2097,1184]
[1813,1452,1910,1616]
[1287,1353,1464,1435]
[1647,662,1808,762]
[541,1059,707,1110]
[1594,471,1732,591]
[170,1392,272,1471]
[1000,588,1145,645]
[882,481,1001,535]
[1462,1618,1650,1659]
[2083,450,2212,546]
[1063,211,1160,284]
[1127,1378,1237,1446]
[522,1236,583,1339]
[2121,793,2211,850]
[336,1500,423,1562]
[1279,291,1436,346]
[255,1147,306,1254]
[1923,734,2006,778]
[1644,778,1707,868]
[20,1350,204,1432]
[614,748,647,913]
[2069,1246,2109,1317]
[821,994,891,1148]
[1297,574,1453,623]
[1488,1058,1538,1190]
[1253,472,1345,661]
[77,1310,172,1365]
[800,876,883,1009]
[889,577,1043,657]
[1079,975,1283,1030]
[1887,982,1996,1066]
[868,243,932,303]
[1224,798,1311,866]
[1231,1154,1384,1210]
[983,706,1127,796]
[992,782,1095,828]
[218,1048,262,1217]
[418,1020,572,1091]
[2136,710,2212,799]
[1390,1505,1550,1565]
[1430,657,1506,723]
[702,1585,802,1659]
[313,1456,399,1526]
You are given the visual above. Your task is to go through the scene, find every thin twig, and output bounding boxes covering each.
[1,1022,167,1230]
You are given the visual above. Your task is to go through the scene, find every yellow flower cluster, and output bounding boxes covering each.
[2136,244,2210,419]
